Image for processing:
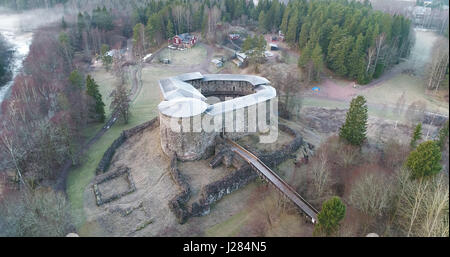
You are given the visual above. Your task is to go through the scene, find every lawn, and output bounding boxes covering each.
[89,67,125,117]
[360,73,449,115]
[298,97,408,122]
[157,44,207,66]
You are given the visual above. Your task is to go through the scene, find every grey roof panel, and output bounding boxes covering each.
[159,78,206,101]
[158,72,275,118]
[176,72,204,81]
[205,85,276,116]
[158,98,208,118]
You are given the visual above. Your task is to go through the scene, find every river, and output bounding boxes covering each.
[0,7,65,105]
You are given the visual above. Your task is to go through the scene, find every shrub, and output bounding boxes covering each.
[315,196,346,236]
[0,189,79,237]
[349,172,393,217]
[406,141,442,180]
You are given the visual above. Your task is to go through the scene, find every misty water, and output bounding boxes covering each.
[0,7,64,104]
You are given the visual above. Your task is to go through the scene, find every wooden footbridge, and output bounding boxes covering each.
[226,139,319,224]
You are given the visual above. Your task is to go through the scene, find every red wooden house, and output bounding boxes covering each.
[170,33,197,48]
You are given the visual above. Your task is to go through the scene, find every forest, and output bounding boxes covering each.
[0,35,12,86]
[0,0,415,202]
[0,0,447,237]
[0,0,68,10]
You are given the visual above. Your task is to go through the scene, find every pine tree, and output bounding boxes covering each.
[406,141,442,180]
[285,9,299,44]
[101,44,112,70]
[436,120,449,150]
[167,20,175,39]
[311,43,324,81]
[339,95,368,146]
[68,70,84,89]
[61,16,67,30]
[298,41,312,67]
[348,33,366,81]
[258,11,266,32]
[298,22,310,49]
[86,75,106,123]
[314,196,346,236]
[410,123,422,149]
[280,5,291,34]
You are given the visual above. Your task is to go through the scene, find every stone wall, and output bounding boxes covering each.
[159,112,217,161]
[190,80,255,96]
[167,154,192,224]
[167,124,307,223]
[93,166,136,206]
[96,117,159,174]
[423,112,448,127]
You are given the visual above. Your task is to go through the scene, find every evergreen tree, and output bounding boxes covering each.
[100,44,112,70]
[258,11,266,32]
[280,5,291,34]
[68,70,84,89]
[285,9,299,44]
[436,120,449,150]
[314,196,346,236]
[61,16,67,30]
[347,33,366,83]
[339,95,368,146]
[167,20,175,39]
[406,141,442,180]
[410,123,422,149]
[298,22,310,49]
[86,75,106,123]
[311,42,324,81]
[328,34,353,77]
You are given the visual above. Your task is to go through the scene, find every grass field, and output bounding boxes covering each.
[360,73,449,115]
[157,45,207,66]
[89,67,124,117]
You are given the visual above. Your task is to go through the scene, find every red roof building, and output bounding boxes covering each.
[170,33,197,48]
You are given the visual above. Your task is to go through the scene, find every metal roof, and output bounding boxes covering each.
[176,72,204,81]
[205,85,276,116]
[158,72,275,118]
[159,78,206,101]
[158,98,208,118]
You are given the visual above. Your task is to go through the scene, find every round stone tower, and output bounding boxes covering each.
[159,98,216,161]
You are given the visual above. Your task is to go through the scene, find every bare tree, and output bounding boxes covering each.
[309,150,331,199]
[394,168,449,237]
[426,37,449,92]
[263,64,301,120]
[110,83,131,124]
[0,189,79,236]
[349,172,393,218]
